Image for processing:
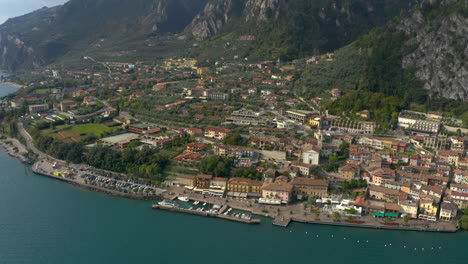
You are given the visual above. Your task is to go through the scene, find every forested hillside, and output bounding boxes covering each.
[297,0,467,122]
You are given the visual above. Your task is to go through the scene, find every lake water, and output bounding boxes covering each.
[0,72,20,97]
[0,150,466,264]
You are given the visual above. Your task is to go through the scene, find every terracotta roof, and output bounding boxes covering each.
[291,178,328,187]
[206,126,232,133]
[385,203,401,211]
[369,185,400,196]
[196,174,212,179]
[212,177,227,182]
[440,201,458,211]
[262,182,293,192]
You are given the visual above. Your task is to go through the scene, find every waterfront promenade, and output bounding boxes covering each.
[161,186,458,232]
[1,129,460,233]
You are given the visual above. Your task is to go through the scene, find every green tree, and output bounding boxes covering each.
[460,209,468,230]
[403,214,411,224]
[333,212,341,221]
[223,133,244,146]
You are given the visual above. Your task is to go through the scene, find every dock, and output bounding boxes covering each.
[273,216,291,227]
[152,204,261,224]
[167,195,178,200]
[218,205,228,215]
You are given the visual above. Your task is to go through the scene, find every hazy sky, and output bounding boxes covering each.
[0,0,68,24]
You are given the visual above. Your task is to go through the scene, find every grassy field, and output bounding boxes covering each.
[42,123,121,142]
[33,88,54,94]
[70,124,117,135]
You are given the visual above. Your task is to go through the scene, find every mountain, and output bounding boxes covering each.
[297,0,468,103]
[186,0,422,60]
[399,0,467,101]
[0,0,422,71]
[0,0,208,71]
[1,0,465,105]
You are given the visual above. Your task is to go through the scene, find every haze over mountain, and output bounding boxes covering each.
[0,0,67,24]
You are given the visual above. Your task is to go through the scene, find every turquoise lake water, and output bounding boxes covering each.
[0,72,20,96]
[0,150,466,264]
[0,74,466,263]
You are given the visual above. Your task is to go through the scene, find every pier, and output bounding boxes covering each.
[152,204,261,224]
[273,216,291,227]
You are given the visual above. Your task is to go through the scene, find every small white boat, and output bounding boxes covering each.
[158,200,176,208]
[178,197,190,202]
[193,201,200,205]
[202,202,207,206]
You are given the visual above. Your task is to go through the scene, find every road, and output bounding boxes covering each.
[18,118,166,196]
[84,56,112,77]
[60,99,111,120]
[17,120,62,163]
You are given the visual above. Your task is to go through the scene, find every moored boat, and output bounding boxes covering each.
[158,200,176,208]
[177,197,190,202]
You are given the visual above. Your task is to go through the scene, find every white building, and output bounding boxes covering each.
[302,149,320,165]
[28,104,49,114]
[398,116,417,128]
[276,120,295,130]
[410,120,440,134]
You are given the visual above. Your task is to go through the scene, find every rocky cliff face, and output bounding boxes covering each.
[184,0,242,41]
[399,1,468,101]
[185,0,284,41]
[244,0,281,24]
[0,0,207,71]
[0,33,42,71]
[186,0,422,59]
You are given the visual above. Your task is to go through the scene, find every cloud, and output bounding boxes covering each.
[0,0,68,24]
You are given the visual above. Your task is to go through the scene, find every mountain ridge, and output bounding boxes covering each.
[297,0,468,102]
[0,0,208,71]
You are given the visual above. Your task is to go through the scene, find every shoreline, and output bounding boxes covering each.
[158,187,459,233]
[0,136,461,233]
[0,138,30,163]
[0,81,23,89]
[30,160,163,201]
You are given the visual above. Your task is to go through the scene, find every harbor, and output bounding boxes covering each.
[152,198,261,224]
[0,148,464,264]
[30,157,165,200]
[0,134,460,233]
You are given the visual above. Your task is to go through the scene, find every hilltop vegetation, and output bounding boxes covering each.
[0,0,208,71]
[297,0,468,120]
[192,0,420,61]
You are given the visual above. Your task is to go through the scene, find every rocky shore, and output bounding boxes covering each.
[0,137,30,163]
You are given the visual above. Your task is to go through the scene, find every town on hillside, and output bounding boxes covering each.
[1,55,467,230]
